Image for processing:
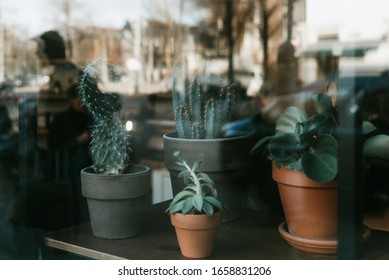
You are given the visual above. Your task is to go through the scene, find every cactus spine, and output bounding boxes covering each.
[79,61,131,175]
[172,74,237,139]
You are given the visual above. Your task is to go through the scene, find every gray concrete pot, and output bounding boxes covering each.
[163,133,253,222]
[81,164,151,239]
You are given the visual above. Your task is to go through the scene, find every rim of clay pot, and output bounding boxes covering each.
[163,132,253,172]
[163,132,252,143]
[171,211,223,230]
[272,162,337,189]
[81,164,151,179]
[81,164,151,199]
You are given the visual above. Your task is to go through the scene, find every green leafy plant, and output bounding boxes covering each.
[166,151,223,217]
[78,61,131,175]
[172,61,237,139]
[251,94,339,182]
[251,93,389,183]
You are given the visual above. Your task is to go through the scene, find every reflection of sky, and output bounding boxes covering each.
[2,0,142,36]
[4,0,389,40]
[307,0,389,40]
[1,0,206,37]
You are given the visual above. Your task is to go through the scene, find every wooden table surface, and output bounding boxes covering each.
[44,202,389,260]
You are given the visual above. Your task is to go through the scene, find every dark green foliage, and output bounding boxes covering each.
[251,93,389,183]
[251,94,339,182]
[78,62,130,175]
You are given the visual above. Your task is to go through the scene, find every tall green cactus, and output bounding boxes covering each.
[172,75,237,139]
[78,61,131,175]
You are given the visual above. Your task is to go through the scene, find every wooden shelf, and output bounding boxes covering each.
[44,201,389,260]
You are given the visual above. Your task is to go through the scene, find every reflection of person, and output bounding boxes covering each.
[0,105,19,259]
[137,94,156,121]
[48,83,92,222]
[48,83,92,168]
[35,30,79,95]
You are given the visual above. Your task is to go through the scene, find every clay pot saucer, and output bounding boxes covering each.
[278,221,371,255]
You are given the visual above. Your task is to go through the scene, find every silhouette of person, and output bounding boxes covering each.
[0,105,19,259]
[47,83,92,223]
[48,83,92,172]
[35,30,79,96]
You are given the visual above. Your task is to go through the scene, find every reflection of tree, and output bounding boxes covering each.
[197,0,301,96]
[142,0,177,74]
[194,1,252,49]
[259,0,283,87]
[47,0,83,59]
[193,0,250,81]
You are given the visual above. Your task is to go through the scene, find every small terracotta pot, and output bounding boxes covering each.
[171,211,223,258]
[272,163,338,239]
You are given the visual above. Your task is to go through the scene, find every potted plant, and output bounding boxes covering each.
[166,151,223,258]
[251,93,389,254]
[163,61,253,222]
[78,61,151,239]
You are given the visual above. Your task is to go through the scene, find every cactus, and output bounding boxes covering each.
[78,61,131,175]
[172,74,237,139]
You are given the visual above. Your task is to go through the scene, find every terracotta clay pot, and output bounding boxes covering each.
[170,211,223,258]
[272,163,338,239]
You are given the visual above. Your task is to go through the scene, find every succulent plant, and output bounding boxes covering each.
[78,61,131,175]
[172,71,237,139]
[166,151,223,217]
[251,93,389,183]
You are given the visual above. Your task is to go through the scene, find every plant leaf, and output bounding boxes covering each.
[269,134,299,162]
[275,106,309,134]
[198,172,215,187]
[183,185,196,192]
[182,197,194,214]
[192,160,202,172]
[362,121,377,134]
[250,135,273,154]
[202,183,217,196]
[363,134,389,168]
[312,93,332,114]
[301,134,338,182]
[204,196,223,211]
[170,190,193,205]
[192,194,203,212]
[203,201,214,217]
[306,113,328,134]
[178,170,191,179]
[168,200,185,214]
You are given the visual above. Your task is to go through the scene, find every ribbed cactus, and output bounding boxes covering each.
[78,61,131,175]
[172,75,237,139]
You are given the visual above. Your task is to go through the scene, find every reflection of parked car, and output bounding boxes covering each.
[0,82,14,97]
[224,73,389,136]
[234,69,263,97]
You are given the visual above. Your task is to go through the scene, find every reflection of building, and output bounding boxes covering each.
[298,0,389,83]
[301,33,382,81]
[60,20,181,90]
[69,27,127,81]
